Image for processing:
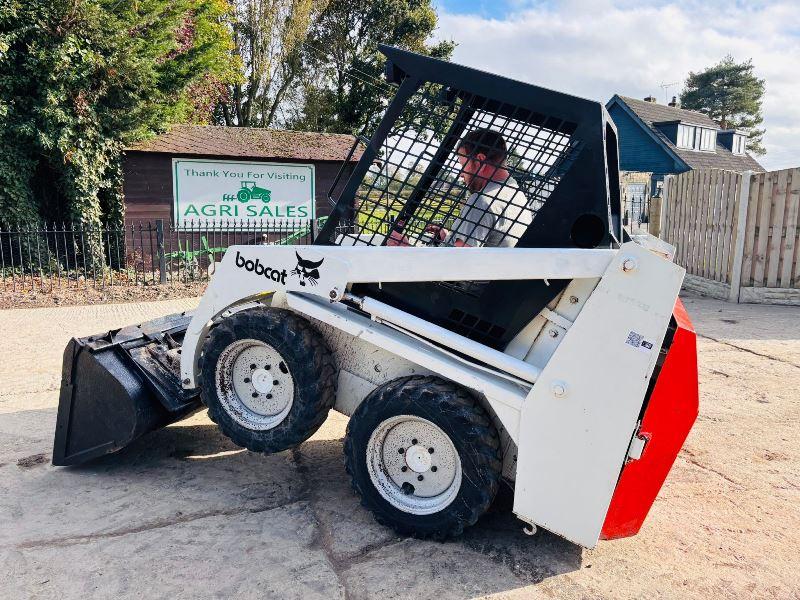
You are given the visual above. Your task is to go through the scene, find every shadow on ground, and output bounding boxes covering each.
[38,419,583,598]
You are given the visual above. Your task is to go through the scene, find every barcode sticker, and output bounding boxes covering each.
[626,331,654,353]
[626,331,643,348]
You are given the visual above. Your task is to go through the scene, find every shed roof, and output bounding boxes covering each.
[126,125,363,162]
[611,96,764,173]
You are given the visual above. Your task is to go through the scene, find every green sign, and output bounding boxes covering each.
[172,159,315,227]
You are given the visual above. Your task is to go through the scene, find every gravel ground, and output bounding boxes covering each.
[0,281,208,309]
[0,293,798,599]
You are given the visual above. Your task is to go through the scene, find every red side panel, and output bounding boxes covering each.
[600,298,699,540]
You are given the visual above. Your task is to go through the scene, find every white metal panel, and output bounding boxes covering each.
[180,245,351,385]
[286,292,527,443]
[503,278,599,365]
[180,244,615,386]
[291,245,614,283]
[512,242,684,548]
[313,319,520,476]
[358,296,542,384]
[335,370,377,416]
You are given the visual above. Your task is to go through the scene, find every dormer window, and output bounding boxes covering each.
[718,129,748,155]
[677,124,716,152]
[732,133,747,155]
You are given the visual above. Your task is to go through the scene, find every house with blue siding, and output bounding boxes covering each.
[606,95,764,198]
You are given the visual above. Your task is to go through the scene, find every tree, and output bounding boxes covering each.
[288,0,454,135]
[0,0,238,229]
[215,0,328,127]
[680,56,766,155]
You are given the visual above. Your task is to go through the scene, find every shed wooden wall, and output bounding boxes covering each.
[122,151,355,224]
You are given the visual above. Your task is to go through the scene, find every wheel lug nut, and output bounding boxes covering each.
[428,447,434,454]
[266,394,273,399]
[417,475,424,481]
[401,466,408,472]
[251,392,258,398]
[244,377,250,383]
[398,448,404,454]
[431,466,437,472]
[265,365,271,370]
[273,380,279,385]
[412,438,418,445]
[250,364,256,369]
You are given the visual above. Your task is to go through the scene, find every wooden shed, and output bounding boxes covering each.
[122,125,363,225]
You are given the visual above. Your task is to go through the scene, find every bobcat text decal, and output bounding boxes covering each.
[235,251,287,284]
[291,252,324,287]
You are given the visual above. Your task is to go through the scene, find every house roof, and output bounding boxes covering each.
[619,96,719,129]
[610,95,764,172]
[126,125,363,162]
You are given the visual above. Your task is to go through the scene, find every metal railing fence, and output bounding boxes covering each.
[0,219,321,291]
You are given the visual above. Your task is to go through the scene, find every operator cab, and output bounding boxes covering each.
[316,45,623,349]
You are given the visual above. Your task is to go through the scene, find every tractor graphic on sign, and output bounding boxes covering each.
[222,181,271,203]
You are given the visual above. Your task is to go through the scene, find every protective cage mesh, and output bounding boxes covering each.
[326,82,584,249]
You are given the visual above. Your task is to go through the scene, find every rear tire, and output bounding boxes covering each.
[199,307,336,453]
[344,376,501,540]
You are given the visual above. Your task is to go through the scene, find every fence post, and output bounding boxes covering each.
[728,171,753,303]
[156,219,167,284]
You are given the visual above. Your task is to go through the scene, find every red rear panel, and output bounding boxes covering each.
[600,298,699,539]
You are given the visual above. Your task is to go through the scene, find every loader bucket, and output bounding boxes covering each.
[53,313,202,466]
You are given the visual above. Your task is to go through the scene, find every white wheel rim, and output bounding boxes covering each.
[215,339,295,431]
[366,415,462,515]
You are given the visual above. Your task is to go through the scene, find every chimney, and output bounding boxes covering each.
[668,96,678,107]
[644,95,657,103]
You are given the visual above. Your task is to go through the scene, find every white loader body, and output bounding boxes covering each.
[179,240,683,547]
[52,46,698,550]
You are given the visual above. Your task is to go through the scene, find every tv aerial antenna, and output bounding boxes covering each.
[660,81,679,103]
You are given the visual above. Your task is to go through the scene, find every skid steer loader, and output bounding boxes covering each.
[52,46,698,548]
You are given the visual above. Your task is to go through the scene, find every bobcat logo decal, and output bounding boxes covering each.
[291,252,324,287]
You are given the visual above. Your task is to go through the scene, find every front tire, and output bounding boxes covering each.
[344,376,501,539]
[199,307,336,453]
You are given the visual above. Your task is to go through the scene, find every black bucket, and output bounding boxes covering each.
[53,312,202,466]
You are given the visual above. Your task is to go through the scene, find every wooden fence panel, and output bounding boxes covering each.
[740,171,762,287]
[784,168,800,288]
[664,174,677,250]
[695,170,710,276]
[767,169,789,287]
[676,171,689,263]
[662,166,800,303]
[662,168,740,284]
[721,170,739,282]
[705,170,721,280]
[667,173,680,260]
[752,170,775,286]
[682,170,696,269]
[685,170,697,272]
[705,170,718,279]
[662,177,673,243]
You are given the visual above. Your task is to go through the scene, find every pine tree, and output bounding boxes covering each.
[680,56,766,155]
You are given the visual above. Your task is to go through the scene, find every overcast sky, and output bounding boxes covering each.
[431,0,799,170]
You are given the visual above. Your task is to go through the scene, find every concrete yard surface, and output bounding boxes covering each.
[0,295,798,599]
